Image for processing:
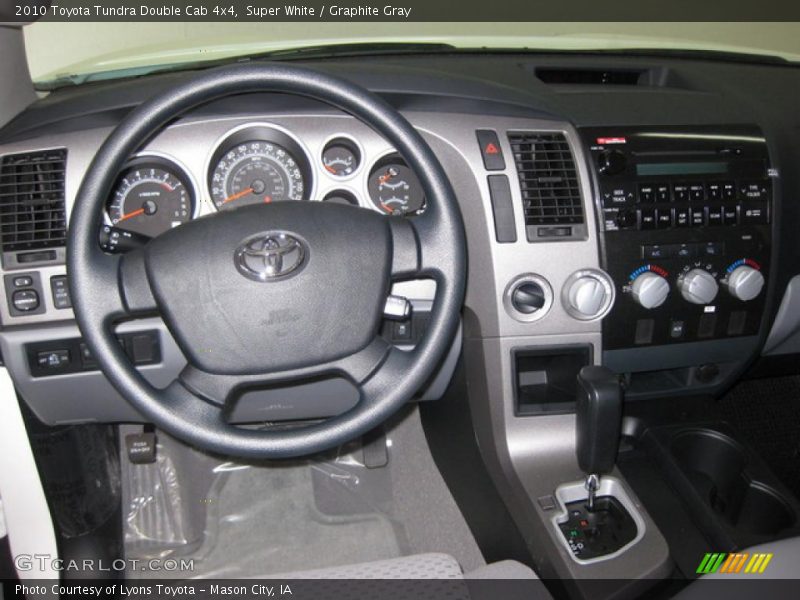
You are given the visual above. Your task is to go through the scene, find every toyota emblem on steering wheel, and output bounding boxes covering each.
[234,232,307,282]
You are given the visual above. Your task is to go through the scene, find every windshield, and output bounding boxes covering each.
[25,22,800,87]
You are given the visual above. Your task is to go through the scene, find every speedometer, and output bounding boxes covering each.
[210,140,306,210]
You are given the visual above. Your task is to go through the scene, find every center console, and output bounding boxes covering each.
[583,125,774,396]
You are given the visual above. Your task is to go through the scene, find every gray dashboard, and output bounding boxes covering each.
[1,53,799,425]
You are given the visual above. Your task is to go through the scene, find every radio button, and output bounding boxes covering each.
[675,207,691,227]
[656,184,671,202]
[741,203,769,224]
[614,208,637,229]
[707,183,723,201]
[739,181,769,201]
[638,184,656,203]
[707,206,724,226]
[639,208,657,230]
[598,149,627,176]
[690,207,707,227]
[723,206,739,225]
[689,184,706,202]
[656,209,673,229]
[722,182,737,200]
[673,183,690,202]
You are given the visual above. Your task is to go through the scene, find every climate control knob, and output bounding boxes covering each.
[679,269,719,305]
[725,265,765,301]
[631,271,670,309]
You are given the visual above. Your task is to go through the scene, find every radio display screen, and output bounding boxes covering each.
[636,161,729,176]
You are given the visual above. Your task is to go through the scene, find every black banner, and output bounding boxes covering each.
[2,0,800,22]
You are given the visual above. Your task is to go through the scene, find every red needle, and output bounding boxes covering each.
[222,187,254,204]
[116,207,145,223]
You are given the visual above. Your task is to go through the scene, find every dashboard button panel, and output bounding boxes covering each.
[584,124,772,350]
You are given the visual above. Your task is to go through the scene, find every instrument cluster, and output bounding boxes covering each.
[103,122,426,244]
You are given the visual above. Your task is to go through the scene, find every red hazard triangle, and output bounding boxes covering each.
[485,143,500,155]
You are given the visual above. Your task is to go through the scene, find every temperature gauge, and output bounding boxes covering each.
[321,138,361,178]
[367,155,425,216]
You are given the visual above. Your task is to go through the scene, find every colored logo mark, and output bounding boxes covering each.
[696,552,773,575]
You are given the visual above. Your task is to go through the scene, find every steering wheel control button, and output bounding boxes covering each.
[562,269,615,321]
[383,295,411,320]
[487,174,517,243]
[679,268,719,305]
[631,271,670,309]
[234,231,307,282]
[12,289,40,312]
[504,274,553,322]
[476,130,506,171]
[50,275,72,309]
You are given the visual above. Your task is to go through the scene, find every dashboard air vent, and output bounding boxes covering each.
[0,149,67,252]
[508,132,584,230]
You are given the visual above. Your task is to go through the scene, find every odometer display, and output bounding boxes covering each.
[107,161,194,238]
[210,141,305,210]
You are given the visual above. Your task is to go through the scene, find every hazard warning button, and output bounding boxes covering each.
[476,130,506,171]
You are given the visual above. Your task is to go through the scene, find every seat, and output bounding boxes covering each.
[269,552,553,599]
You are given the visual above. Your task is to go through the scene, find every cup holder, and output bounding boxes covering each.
[671,429,797,536]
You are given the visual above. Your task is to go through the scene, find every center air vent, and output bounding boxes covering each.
[0,149,67,253]
[508,132,585,242]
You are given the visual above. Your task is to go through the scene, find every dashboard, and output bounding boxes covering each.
[1,52,799,424]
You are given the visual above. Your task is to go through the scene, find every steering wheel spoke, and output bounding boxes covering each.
[87,248,157,324]
[175,336,394,409]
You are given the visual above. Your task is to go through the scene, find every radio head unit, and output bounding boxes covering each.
[583,125,773,353]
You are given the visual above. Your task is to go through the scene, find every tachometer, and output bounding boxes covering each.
[367,155,425,216]
[210,140,306,209]
[106,159,194,238]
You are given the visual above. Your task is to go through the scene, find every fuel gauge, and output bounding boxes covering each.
[321,138,361,178]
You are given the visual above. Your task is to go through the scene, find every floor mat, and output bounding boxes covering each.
[717,375,800,501]
[129,461,401,579]
[122,407,483,578]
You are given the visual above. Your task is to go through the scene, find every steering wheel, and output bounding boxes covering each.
[68,64,466,458]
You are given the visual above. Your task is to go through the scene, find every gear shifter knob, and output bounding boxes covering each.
[575,366,623,475]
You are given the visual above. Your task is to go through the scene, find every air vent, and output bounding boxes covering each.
[508,132,584,240]
[0,149,67,253]
[535,68,644,86]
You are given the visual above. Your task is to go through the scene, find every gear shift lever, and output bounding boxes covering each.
[575,366,623,510]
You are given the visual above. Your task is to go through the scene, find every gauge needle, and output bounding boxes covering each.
[378,172,393,185]
[324,165,337,174]
[116,207,145,223]
[222,187,254,204]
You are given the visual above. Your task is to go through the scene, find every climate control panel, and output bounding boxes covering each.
[583,125,773,350]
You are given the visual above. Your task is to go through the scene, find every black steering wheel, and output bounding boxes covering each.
[68,64,466,458]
